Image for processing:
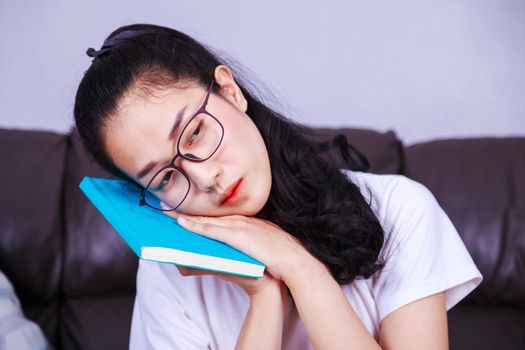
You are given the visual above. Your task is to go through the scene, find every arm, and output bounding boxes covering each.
[170,214,451,349]
[284,253,381,350]
[379,292,448,350]
[172,214,382,349]
[284,253,449,350]
[174,266,288,349]
[235,281,288,350]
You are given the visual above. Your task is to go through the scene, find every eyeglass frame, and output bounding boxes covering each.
[138,79,225,211]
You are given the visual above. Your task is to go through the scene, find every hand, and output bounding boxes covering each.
[176,266,285,298]
[161,209,311,285]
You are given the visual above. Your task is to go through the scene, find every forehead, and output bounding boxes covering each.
[103,84,201,181]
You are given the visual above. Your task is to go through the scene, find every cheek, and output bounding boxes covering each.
[177,195,213,215]
[223,117,263,156]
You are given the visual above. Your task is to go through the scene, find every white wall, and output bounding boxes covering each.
[1,0,524,146]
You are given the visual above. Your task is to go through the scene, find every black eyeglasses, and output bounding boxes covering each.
[139,79,225,211]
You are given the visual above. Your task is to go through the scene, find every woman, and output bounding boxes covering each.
[74,23,482,349]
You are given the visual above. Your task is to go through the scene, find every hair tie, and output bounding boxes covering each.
[85,28,154,62]
[85,46,111,61]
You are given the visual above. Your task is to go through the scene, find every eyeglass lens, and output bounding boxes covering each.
[144,113,223,210]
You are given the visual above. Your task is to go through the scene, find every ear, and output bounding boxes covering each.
[213,65,248,113]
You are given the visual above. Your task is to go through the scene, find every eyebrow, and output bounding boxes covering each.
[168,104,188,141]
[135,104,188,180]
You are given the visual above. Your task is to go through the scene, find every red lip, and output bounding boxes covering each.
[220,178,243,205]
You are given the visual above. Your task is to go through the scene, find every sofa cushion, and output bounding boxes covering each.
[60,295,135,350]
[62,128,138,298]
[404,137,525,307]
[298,126,403,174]
[0,129,68,348]
[0,129,66,301]
[448,304,525,350]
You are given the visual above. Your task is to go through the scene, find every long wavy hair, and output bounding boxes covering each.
[74,23,385,284]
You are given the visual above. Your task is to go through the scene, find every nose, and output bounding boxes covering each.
[179,157,222,192]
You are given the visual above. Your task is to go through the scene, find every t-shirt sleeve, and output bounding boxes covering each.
[371,176,483,322]
[129,259,212,350]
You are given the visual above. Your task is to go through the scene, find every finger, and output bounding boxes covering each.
[177,266,219,277]
[176,265,192,276]
[177,265,211,277]
[183,214,248,228]
[177,265,236,279]
[160,205,206,222]
[159,204,217,221]
[177,216,244,246]
[161,208,238,243]
[177,218,268,269]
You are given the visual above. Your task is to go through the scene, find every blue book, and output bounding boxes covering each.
[79,176,265,278]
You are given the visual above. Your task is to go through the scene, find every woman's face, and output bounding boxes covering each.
[103,68,272,217]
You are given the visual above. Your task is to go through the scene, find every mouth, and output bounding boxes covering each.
[220,178,243,205]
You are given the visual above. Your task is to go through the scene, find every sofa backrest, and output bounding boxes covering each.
[0,126,403,349]
[4,126,522,349]
[0,129,67,344]
[404,137,525,350]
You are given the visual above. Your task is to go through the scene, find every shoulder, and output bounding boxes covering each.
[339,170,483,319]
[339,169,476,278]
[339,169,432,199]
[339,169,438,233]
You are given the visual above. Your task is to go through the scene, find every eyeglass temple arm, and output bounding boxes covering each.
[203,79,215,108]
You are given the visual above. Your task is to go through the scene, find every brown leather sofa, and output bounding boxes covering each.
[1,126,523,350]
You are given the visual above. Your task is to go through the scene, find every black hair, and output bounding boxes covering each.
[74,23,385,284]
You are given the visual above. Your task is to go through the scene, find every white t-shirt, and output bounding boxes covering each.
[129,170,483,349]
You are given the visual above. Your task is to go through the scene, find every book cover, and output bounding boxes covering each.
[79,176,265,278]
